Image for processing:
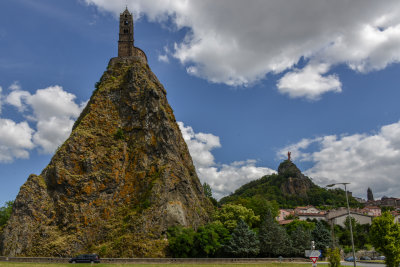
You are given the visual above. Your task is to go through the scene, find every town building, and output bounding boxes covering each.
[276,209,294,221]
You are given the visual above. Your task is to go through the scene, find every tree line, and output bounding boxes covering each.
[167,203,332,258]
[168,183,400,267]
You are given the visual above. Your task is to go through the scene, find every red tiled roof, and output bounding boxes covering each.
[278,219,294,225]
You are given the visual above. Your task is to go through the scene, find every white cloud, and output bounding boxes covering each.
[0,86,3,114]
[277,63,342,100]
[0,119,34,163]
[158,54,169,63]
[323,24,400,73]
[1,83,84,159]
[178,122,275,199]
[33,116,76,154]
[8,81,21,91]
[25,86,82,153]
[278,121,400,199]
[27,86,81,122]
[197,160,276,200]
[85,0,400,98]
[277,137,323,162]
[6,90,30,112]
[178,121,221,168]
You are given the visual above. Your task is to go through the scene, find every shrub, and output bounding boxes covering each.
[327,248,341,267]
[95,81,101,90]
[114,128,125,140]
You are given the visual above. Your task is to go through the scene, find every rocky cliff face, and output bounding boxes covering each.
[0,57,212,257]
[278,160,312,197]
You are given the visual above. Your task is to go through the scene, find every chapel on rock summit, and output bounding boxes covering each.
[0,7,212,257]
[117,7,147,62]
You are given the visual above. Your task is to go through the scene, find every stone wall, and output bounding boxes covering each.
[115,46,147,64]
[133,46,147,63]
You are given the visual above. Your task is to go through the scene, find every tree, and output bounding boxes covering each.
[167,226,196,257]
[224,220,259,257]
[259,211,292,257]
[193,221,230,257]
[290,225,312,256]
[311,220,332,254]
[370,211,400,267]
[326,247,341,267]
[338,216,371,250]
[0,201,13,228]
[285,220,315,235]
[203,182,218,206]
[203,182,212,198]
[338,216,356,248]
[213,204,260,232]
[244,196,279,220]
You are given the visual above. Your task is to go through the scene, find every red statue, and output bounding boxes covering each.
[287,151,291,161]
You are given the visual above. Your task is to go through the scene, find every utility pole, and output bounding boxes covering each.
[327,182,356,267]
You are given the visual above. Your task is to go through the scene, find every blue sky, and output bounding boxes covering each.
[1,0,400,205]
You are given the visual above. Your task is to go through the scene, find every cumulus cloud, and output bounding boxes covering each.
[178,121,221,168]
[158,54,169,63]
[0,119,34,162]
[277,63,342,100]
[178,122,275,199]
[27,86,82,122]
[6,90,30,112]
[0,86,3,114]
[1,83,84,161]
[84,0,400,98]
[278,121,400,199]
[32,115,76,154]
[277,137,323,162]
[8,81,21,91]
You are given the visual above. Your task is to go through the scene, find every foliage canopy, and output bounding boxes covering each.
[0,201,13,229]
[370,211,400,267]
[224,220,259,257]
[213,204,260,232]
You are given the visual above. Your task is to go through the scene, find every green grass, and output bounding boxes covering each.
[0,263,312,267]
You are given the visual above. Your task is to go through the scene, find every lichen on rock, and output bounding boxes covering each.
[0,57,212,257]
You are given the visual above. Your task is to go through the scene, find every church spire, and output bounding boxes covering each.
[118,7,134,57]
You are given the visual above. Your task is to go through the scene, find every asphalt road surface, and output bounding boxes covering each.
[317,262,385,267]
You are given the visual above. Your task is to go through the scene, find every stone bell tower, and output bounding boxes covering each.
[115,7,147,63]
[118,7,134,57]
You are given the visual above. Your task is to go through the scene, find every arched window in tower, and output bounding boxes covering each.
[124,29,129,34]
[124,20,129,25]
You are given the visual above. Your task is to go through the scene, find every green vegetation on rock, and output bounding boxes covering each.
[0,57,212,257]
[220,160,361,209]
[0,201,13,232]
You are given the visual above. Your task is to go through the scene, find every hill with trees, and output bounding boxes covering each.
[220,160,360,209]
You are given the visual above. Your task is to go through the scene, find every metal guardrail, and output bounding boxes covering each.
[0,256,310,264]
